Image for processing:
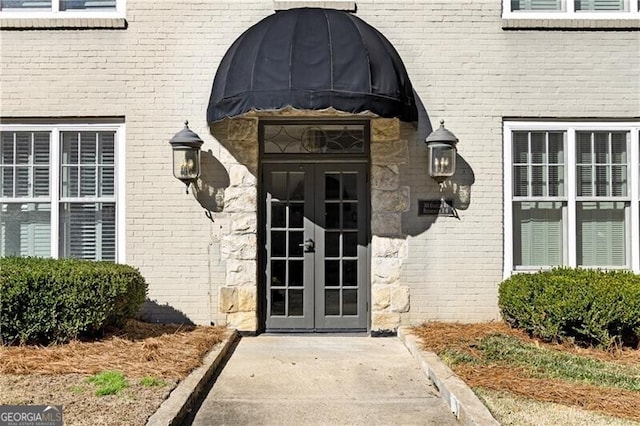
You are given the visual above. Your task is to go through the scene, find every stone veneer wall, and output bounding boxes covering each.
[369,118,411,331]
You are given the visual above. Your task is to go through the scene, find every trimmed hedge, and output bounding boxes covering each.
[0,257,147,345]
[499,268,640,348]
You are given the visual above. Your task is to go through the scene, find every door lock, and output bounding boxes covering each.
[299,238,315,252]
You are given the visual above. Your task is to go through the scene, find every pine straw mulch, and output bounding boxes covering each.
[0,320,227,380]
[411,322,640,422]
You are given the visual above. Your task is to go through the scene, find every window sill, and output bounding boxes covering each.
[0,17,126,30]
[502,17,640,30]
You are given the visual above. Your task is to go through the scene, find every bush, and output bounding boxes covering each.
[499,267,640,348]
[0,257,147,345]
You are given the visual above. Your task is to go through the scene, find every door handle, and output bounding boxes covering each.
[299,238,315,252]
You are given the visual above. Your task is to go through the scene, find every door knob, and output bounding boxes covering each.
[299,238,315,252]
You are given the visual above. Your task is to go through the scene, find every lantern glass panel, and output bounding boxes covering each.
[429,143,456,177]
[172,148,200,180]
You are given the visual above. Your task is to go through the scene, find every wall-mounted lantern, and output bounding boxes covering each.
[425,119,459,181]
[169,120,204,193]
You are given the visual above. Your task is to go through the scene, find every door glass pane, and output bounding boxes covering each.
[288,290,304,316]
[289,260,303,287]
[326,203,340,228]
[271,289,286,316]
[343,290,358,316]
[343,232,357,257]
[325,290,340,315]
[325,260,340,286]
[289,231,303,256]
[342,174,357,200]
[343,260,357,287]
[325,232,340,257]
[325,174,340,200]
[343,203,357,229]
[271,172,287,200]
[271,260,286,286]
[289,172,305,200]
[271,203,286,228]
[271,231,286,257]
[289,203,304,228]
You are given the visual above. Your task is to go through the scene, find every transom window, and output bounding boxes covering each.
[504,0,639,17]
[504,121,640,276]
[0,123,125,262]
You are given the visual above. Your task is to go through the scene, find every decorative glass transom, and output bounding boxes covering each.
[262,123,367,154]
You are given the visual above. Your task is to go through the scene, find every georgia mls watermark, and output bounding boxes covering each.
[0,405,62,426]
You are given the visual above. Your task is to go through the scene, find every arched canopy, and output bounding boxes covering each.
[207,8,418,123]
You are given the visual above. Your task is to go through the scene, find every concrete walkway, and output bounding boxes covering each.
[191,335,458,425]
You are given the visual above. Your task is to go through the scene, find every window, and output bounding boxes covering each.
[504,0,639,17]
[504,121,640,276]
[0,0,123,17]
[0,123,124,262]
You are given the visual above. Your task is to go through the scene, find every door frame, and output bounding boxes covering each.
[257,119,372,333]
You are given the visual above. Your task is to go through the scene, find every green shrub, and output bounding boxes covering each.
[0,257,147,345]
[499,267,640,348]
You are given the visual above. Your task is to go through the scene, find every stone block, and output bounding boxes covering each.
[372,258,402,286]
[371,213,402,237]
[371,236,408,258]
[221,233,257,260]
[372,312,400,331]
[231,213,257,234]
[219,287,238,313]
[226,259,257,287]
[229,164,257,188]
[224,187,257,213]
[391,286,410,313]
[227,117,258,141]
[372,285,390,311]
[372,187,410,213]
[371,118,400,142]
[371,140,408,165]
[371,164,400,190]
[237,286,257,312]
[226,311,257,332]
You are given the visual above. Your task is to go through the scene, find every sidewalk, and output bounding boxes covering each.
[190,335,458,425]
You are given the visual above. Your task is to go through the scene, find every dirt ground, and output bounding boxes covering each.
[412,322,640,423]
[0,320,227,425]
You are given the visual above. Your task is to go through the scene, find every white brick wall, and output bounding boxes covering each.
[1,0,637,325]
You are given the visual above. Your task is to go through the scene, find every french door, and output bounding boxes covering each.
[263,163,369,331]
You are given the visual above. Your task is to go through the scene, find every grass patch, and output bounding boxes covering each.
[477,334,640,392]
[139,376,167,388]
[87,371,128,396]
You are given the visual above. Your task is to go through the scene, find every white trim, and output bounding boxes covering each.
[0,121,125,262]
[0,0,125,18]
[502,0,639,18]
[116,124,126,264]
[631,129,640,271]
[50,129,60,258]
[503,123,514,279]
[504,120,640,277]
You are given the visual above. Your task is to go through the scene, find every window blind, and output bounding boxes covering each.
[0,0,51,8]
[59,202,115,261]
[0,203,51,257]
[577,201,626,266]
[59,0,115,10]
[512,0,562,10]
[513,201,564,267]
[575,0,625,10]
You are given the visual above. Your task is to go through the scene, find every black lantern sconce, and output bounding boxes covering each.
[169,120,204,194]
[425,120,459,182]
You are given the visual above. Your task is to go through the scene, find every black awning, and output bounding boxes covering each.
[207,8,418,123]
